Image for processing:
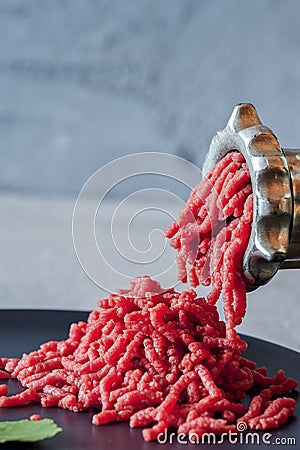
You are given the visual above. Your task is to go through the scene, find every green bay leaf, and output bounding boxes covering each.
[0,418,62,443]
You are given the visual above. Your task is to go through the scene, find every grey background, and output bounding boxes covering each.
[1,0,300,350]
[1,0,300,195]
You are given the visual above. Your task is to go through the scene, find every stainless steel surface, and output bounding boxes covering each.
[203,103,300,290]
[281,149,300,268]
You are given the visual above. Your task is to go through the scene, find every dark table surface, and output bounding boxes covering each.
[0,310,299,450]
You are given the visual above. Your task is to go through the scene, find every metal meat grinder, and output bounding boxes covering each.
[203,103,300,291]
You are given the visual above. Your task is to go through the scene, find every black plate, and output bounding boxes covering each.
[0,310,299,450]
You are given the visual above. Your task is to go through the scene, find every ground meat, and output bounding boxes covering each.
[0,152,297,441]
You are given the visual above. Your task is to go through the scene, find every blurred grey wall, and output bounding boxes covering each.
[1,0,300,195]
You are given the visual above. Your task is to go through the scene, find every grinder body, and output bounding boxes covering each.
[203,104,300,290]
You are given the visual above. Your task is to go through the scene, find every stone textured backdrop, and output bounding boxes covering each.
[1,0,300,194]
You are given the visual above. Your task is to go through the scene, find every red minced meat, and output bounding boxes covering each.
[0,152,297,441]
